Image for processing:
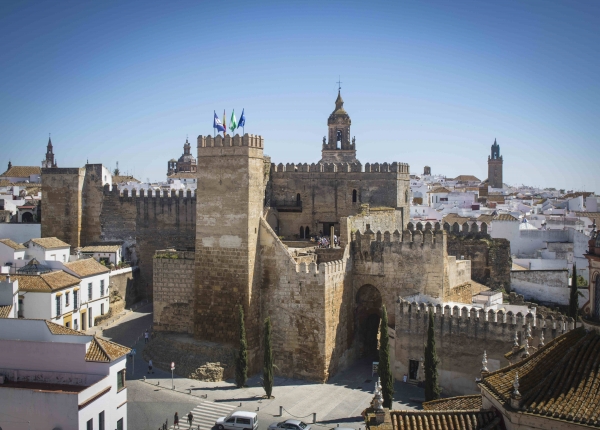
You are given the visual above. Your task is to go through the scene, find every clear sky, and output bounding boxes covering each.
[1,0,598,191]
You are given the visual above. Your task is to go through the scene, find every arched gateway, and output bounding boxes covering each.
[355,284,382,359]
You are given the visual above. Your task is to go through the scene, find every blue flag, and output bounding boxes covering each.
[213,111,225,132]
[238,109,246,129]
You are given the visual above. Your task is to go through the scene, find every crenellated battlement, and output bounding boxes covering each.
[103,184,196,199]
[352,227,444,250]
[197,133,264,149]
[396,299,575,339]
[295,259,347,276]
[271,161,409,174]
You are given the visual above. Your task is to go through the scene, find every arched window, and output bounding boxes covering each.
[300,226,305,239]
[352,189,357,203]
[296,193,301,205]
[305,226,310,237]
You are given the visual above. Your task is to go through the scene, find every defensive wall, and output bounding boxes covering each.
[351,227,472,327]
[258,217,353,381]
[153,250,195,334]
[395,299,575,396]
[267,161,410,239]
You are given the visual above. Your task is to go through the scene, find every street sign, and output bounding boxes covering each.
[171,362,175,370]
[132,349,136,355]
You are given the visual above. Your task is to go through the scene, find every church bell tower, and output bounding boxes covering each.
[320,90,357,163]
[487,138,503,189]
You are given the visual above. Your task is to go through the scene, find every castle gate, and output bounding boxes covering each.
[355,284,382,359]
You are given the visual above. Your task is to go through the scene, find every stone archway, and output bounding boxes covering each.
[356,284,382,359]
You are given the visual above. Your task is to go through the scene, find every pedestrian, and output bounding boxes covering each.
[174,412,180,429]
[148,359,153,374]
[187,411,193,428]
[144,329,149,343]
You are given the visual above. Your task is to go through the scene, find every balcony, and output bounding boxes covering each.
[271,199,303,213]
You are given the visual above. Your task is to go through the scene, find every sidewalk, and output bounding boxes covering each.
[86,299,151,336]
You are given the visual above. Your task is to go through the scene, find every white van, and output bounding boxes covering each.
[215,411,259,430]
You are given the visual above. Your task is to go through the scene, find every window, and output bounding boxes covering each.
[100,279,105,297]
[89,309,93,328]
[101,303,104,315]
[74,290,78,309]
[65,292,70,307]
[74,319,78,331]
[87,418,93,430]
[352,189,357,203]
[55,296,61,316]
[88,282,92,301]
[99,411,105,430]
[117,418,123,430]
[63,254,66,262]
[237,418,251,425]
[117,369,126,391]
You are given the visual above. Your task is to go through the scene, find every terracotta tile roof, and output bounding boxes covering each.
[442,214,471,224]
[13,271,80,292]
[45,320,86,335]
[0,166,41,178]
[85,336,130,362]
[29,237,70,249]
[0,179,10,187]
[0,238,26,250]
[428,187,450,193]
[476,214,494,223]
[453,175,481,182]
[480,327,600,428]
[80,245,121,253]
[64,258,109,278]
[494,213,518,221]
[422,395,483,411]
[390,410,502,430]
[0,305,13,318]
[112,175,140,184]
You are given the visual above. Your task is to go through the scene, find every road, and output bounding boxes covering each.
[100,304,424,430]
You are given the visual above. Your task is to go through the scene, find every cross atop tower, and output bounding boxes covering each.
[336,76,342,91]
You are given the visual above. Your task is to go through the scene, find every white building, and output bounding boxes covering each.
[0,238,26,267]
[0,319,129,430]
[80,245,123,266]
[63,258,111,330]
[0,275,18,318]
[13,269,81,328]
[25,236,71,262]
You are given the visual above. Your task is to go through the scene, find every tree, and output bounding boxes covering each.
[235,305,248,388]
[378,305,394,408]
[424,309,441,401]
[262,317,274,398]
[568,262,579,320]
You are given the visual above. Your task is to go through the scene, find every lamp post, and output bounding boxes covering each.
[171,362,175,390]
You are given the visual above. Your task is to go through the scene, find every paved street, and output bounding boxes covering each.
[100,304,425,430]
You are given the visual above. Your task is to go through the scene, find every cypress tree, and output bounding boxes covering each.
[424,309,441,401]
[378,305,394,408]
[262,317,274,398]
[235,305,248,388]
[568,262,578,320]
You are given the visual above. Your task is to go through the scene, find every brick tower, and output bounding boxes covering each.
[487,138,503,189]
[194,133,265,363]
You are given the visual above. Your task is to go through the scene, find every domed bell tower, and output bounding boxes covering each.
[320,90,357,163]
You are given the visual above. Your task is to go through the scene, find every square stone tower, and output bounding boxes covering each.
[194,134,265,355]
[487,138,503,189]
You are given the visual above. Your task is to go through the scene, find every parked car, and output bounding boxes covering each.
[268,419,311,430]
[215,411,259,430]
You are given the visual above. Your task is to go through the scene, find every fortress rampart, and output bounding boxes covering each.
[271,161,409,174]
[395,299,574,395]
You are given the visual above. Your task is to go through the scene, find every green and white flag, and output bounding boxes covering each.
[229,110,237,133]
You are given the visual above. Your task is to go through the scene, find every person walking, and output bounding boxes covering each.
[148,359,153,374]
[187,411,193,428]
[144,329,149,343]
[174,412,180,429]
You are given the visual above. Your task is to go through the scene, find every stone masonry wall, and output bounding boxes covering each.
[153,250,195,334]
[446,236,511,291]
[395,300,574,396]
[41,168,85,247]
[109,268,141,307]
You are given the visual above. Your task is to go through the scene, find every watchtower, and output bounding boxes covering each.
[320,90,357,163]
[194,133,265,363]
[487,139,503,189]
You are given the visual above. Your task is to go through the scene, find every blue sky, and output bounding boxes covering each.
[1,0,598,191]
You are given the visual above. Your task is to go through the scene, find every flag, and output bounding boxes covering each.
[229,109,237,133]
[213,111,225,133]
[222,110,227,134]
[238,109,245,129]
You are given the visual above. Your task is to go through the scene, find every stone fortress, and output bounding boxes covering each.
[40,90,572,394]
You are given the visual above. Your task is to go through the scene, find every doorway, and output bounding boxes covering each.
[409,359,420,380]
[355,284,383,359]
